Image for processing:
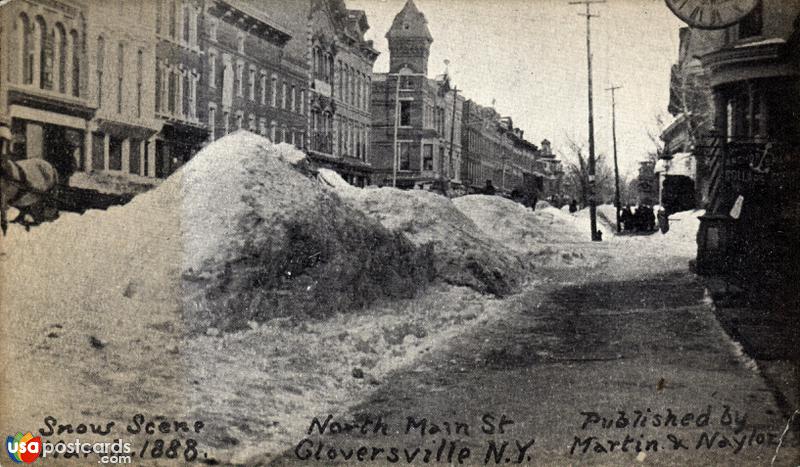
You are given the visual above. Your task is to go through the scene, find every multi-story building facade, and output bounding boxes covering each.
[532,139,564,202]
[370,0,464,190]
[151,0,207,178]
[201,0,306,151]
[692,0,800,307]
[0,0,93,182]
[460,100,542,196]
[308,1,379,186]
[84,0,161,180]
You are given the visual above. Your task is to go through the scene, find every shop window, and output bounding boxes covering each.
[109,136,123,171]
[92,132,105,171]
[130,139,141,175]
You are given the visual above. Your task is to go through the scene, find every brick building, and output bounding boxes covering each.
[460,100,541,196]
[307,0,379,186]
[370,0,464,190]
[151,0,207,178]
[201,0,306,150]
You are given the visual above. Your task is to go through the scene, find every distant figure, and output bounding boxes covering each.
[569,199,578,213]
[483,179,496,196]
[620,204,633,232]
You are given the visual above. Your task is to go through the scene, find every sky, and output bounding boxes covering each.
[347,0,686,176]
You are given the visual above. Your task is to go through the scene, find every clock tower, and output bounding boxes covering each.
[386,0,434,75]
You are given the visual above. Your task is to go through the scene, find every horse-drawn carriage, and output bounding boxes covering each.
[0,127,60,235]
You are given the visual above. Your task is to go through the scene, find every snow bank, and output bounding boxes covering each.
[2,131,434,334]
[330,188,527,296]
[453,195,603,267]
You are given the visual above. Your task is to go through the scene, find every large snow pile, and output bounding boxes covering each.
[329,187,527,296]
[2,131,434,334]
[453,195,602,266]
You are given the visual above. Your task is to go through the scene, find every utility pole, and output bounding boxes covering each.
[445,86,459,196]
[606,85,622,233]
[569,0,605,241]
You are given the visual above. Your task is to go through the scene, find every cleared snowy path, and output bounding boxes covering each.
[267,239,799,466]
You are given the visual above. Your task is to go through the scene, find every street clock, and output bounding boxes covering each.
[665,0,759,29]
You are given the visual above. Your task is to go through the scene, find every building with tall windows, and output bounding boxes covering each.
[307,0,379,186]
[152,0,207,178]
[83,0,161,180]
[201,0,306,150]
[370,0,463,190]
[0,0,93,183]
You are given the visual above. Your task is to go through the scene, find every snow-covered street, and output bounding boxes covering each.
[1,133,797,466]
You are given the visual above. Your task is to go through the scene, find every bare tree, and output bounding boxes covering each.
[560,136,615,207]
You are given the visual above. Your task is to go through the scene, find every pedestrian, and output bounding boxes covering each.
[483,179,496,196]
[569,199,578,213]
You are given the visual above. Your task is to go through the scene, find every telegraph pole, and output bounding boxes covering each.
[569,0,605,241]
[606,85,622,233]
[445,86,459,196]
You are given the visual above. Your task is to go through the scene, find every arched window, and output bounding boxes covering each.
[96,36,105,106]
[18,13,33,84]
[55,24,67,93]
[35,16,51,89]
[70,29,80,97]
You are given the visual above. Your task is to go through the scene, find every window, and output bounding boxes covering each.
[130,139,141,175]
[235,112,243,130]
[109,136,123,171]
[400,100,412,126]
[290,86,296,113]
[400,75,414,90]
[168,69,176,113]
[156,0,163,34]
[423,144,434,171]
[155,62,162,112]
[136,50,143,118]
[235,62,243,97]
[399,142,411,171]
[270,121,277,141]
[223,110,229,134]
[281,126,287,144]
[19,14,33,84]
[71,29,80,96]
[116,43,124,114]
[169,0,176,39]
[208,50,217,88]
[259,72,266,104]
[299,89,305,115]
[249,114,256,132]
[35,16,52,90]
[281,81,287,109]
[207,18,217,41]
[96,36,105,106]
[259,118,266,136]
[271,75,277,106]
[249,67,255,100]
[208,104,216,141]
[56,24,67,93]
[182,5,190,43]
